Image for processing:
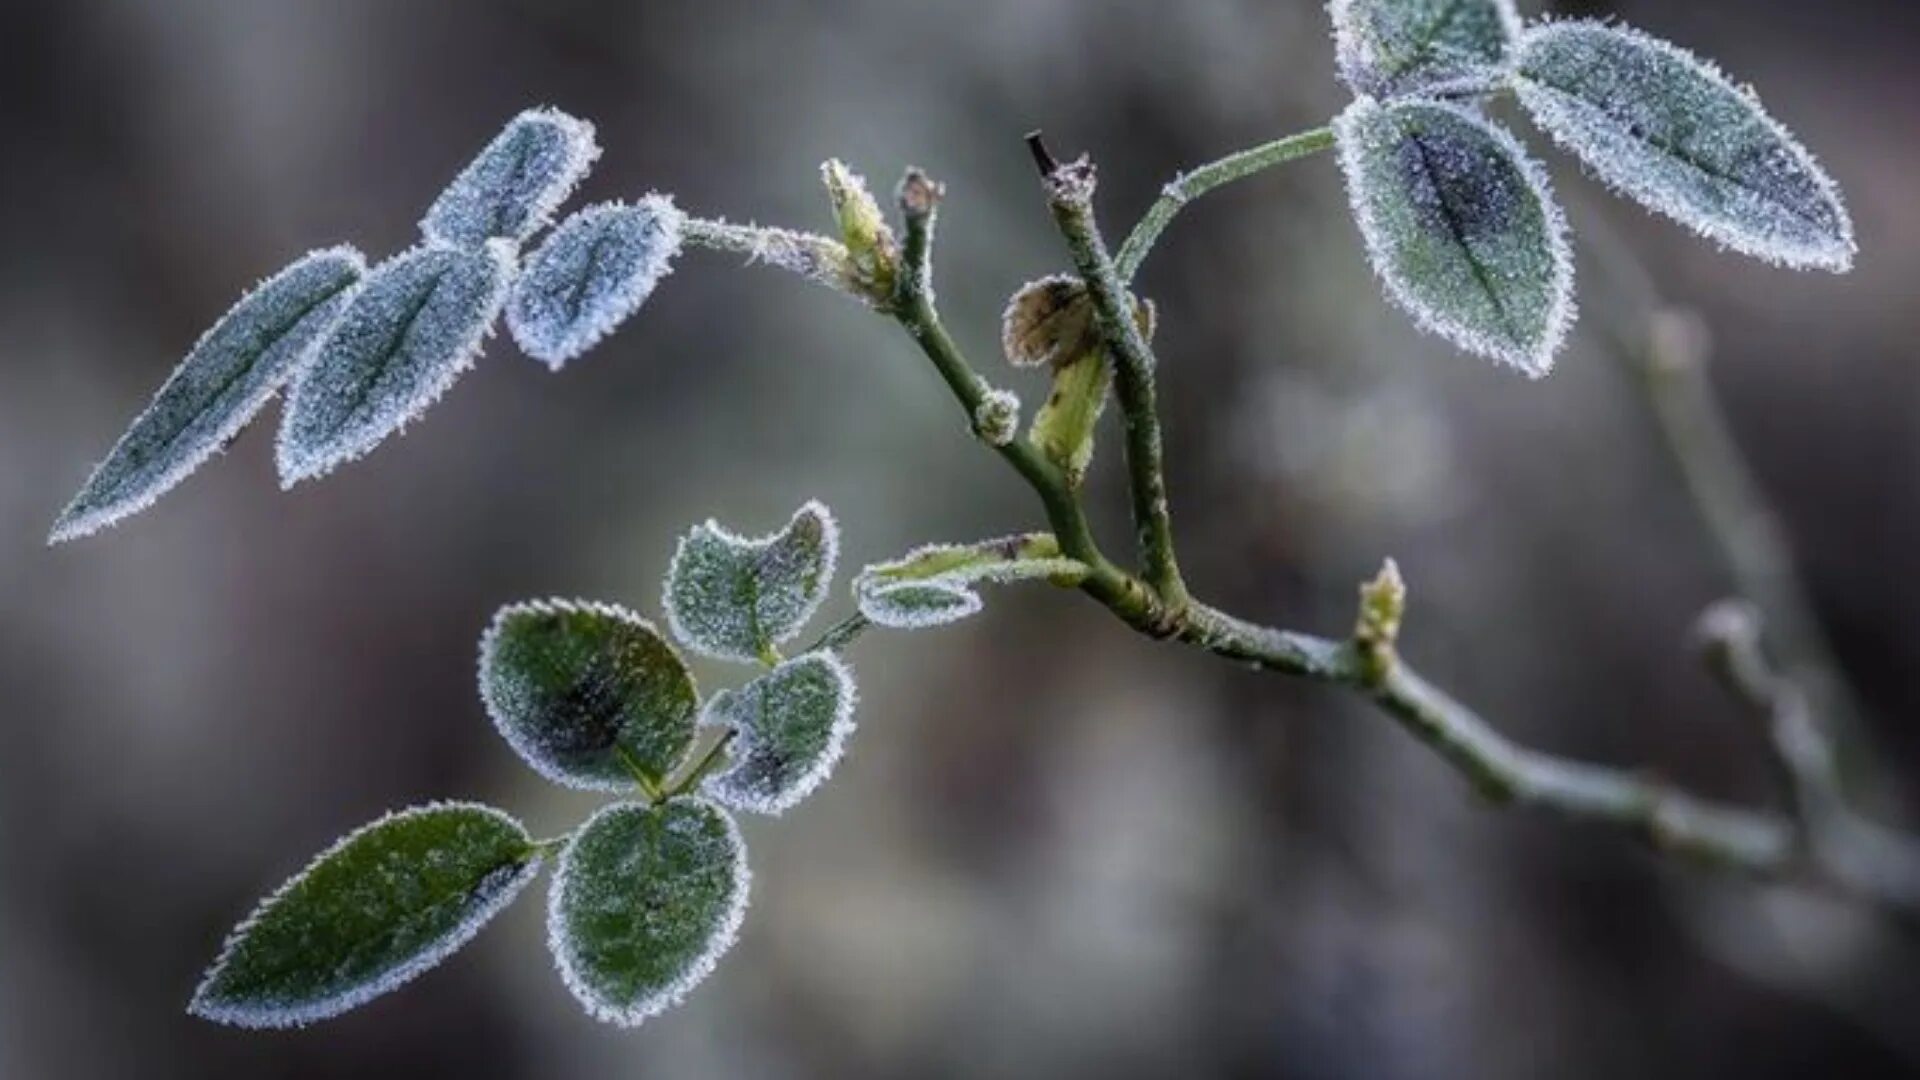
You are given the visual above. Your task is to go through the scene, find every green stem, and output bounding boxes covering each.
[1114,125,1336,282]
[807,612,874,654]
[1031,136,1190,616]
[663,728,738,799]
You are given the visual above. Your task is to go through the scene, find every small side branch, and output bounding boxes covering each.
[1029,135,1191,616]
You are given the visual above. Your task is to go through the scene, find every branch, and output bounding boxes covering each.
[1028,135,1190,615]
[1114,125,1336,282]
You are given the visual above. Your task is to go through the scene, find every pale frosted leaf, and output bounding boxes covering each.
[506,196,684,369]
[547,799,748,1027]
[1515,21,1854,271]
[420,107,600,251]
[479,600,698,790]
[1335,96,1574,376]
[664,501,839,662]
[50,247,364,543]
[1331,0,1521,97]
[276,241,515,486]
[1029,346,1112,486]
[190,802,540,1029]
[855,533,1085,629]
[702,652,857,815]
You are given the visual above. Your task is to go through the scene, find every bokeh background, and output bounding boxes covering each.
[3,1,1918,1076]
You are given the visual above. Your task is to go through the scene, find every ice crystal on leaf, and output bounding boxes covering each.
[50,247,364,543]
[702,652,857,816]
[547,799,748,1027]
[1514,21,1854,271]
[479,600,699,791]
[1330,0,1522,98]
[664,501,839,663]
[276,241,516,487]
[1335,96,1573,376]
[507,196,685,369]
[855,533,1085,629]
[419,107,600,251]
[189,802,540,1029]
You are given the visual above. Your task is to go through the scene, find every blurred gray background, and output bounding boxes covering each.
[4,1,1919,1076]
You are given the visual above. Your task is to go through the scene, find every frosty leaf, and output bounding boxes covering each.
[49,247,364,543]
[506,196,685,369]
[479,600,699,790]
[277,242,515,486]
[702,652,857,815]
[1331,0,1521,98]
[854,533,1086,630]
[856,580,983,630]
[547,799,748,1027]
[190,802,540,1029]
[664,501,839,663]
[1514,21,1854,271]
[1334,96,1573,376]
[1029,346,1112,487]
[420,107,600,251]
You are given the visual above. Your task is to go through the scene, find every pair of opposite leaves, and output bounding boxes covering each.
[191,503,857,1028]
[50,107,687,543]
[1330,1,1853,375]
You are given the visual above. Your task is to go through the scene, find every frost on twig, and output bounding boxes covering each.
[51,247,364,543]
[546,799,748,1027]
[1334,96,1574,375]
[276,241,516,487]
[1515,21,1854,272]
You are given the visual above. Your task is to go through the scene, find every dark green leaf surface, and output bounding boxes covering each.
[481,600,699,790]
[703,652,857,815]
[190,803,539,1028]
[547,799,747,1027]
[1335,97,1573,375]
[664,501,839,662]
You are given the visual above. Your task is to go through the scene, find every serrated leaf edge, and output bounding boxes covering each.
[700,651,859,816]
[188,800,541,1029]
[49,245,366,544]
[1334,94,1576,377]
[1513,18,1855,272]
[662,500,841,662]
[477,598,700,793]
[545,798,751,1027]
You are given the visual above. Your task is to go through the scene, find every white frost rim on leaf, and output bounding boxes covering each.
[1328,0,1523,96]
[857,579,985,629]
[49,246,366,544]
[275,240,518,488]
[420,106,602,250]
[188,800,541,1029]
[508,194,686,370]
[1513,19,1855,272]
[1334,95,1576,377]
[662,500,841,662]
[477,598,697,793]
[545,798,751,1027]
[701,650,859,816]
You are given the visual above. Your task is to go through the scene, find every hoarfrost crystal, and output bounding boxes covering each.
[420,107,600,251]
[664,501,839,662]
[507,196,685,368]
[702,652,858,815]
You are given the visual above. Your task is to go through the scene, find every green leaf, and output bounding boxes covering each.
[480,599,699,790]
[50,247,364,543]
[1331,0,1521,98]
[854,533,1086,629]
[507,195,685,369]
[1514,21,1854,271]
[703,652,857,815]
[1029,346,1113,487]
[1334,96,1573,376]
[664,501,839,663]
[190,802,540,1028]
[276,241,516,487]
[547,799,748,1027]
